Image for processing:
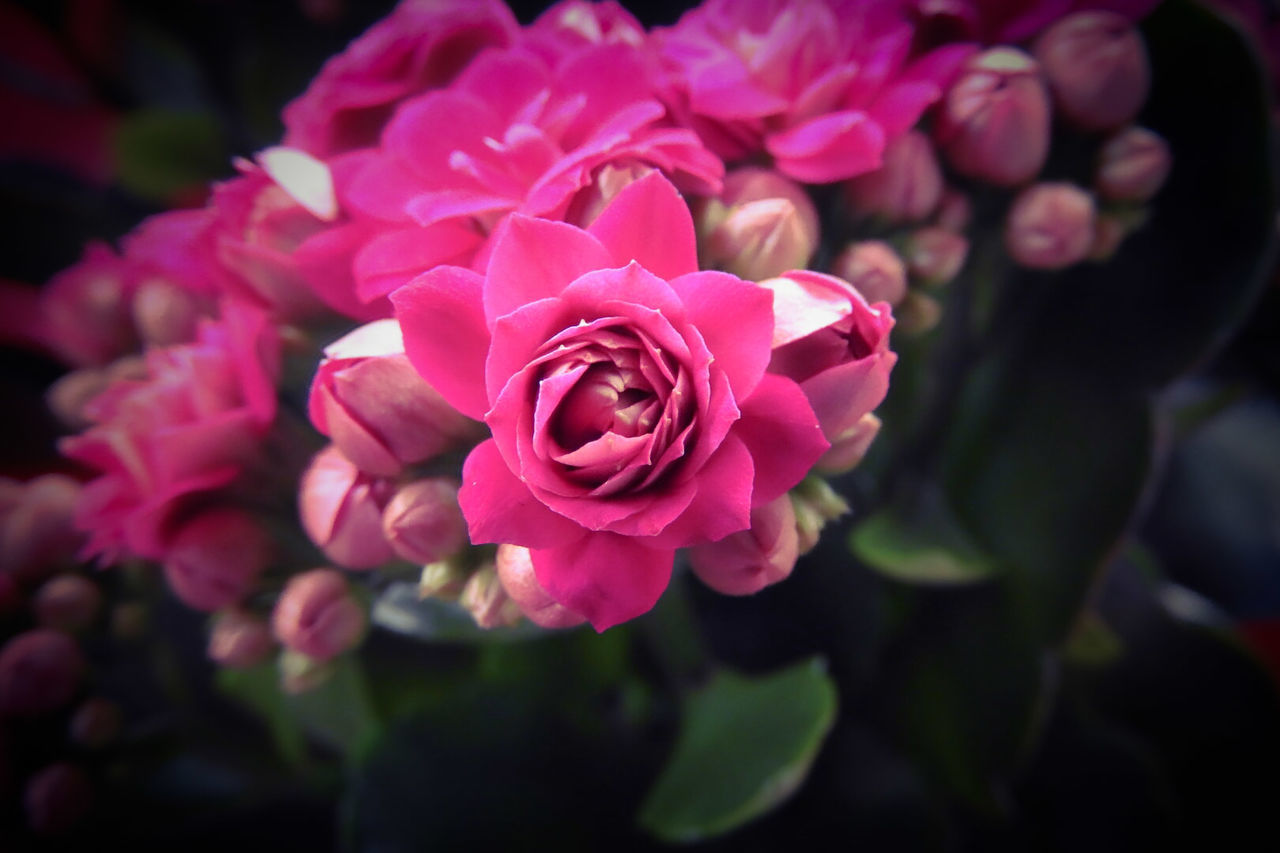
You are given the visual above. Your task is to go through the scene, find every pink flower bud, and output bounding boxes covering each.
[816,412,883,475]
[68,697,123,748]
[0,629,85,716]
[272,569,366,661]
[843,131,943,223]
[45,357,147,430]
[494,544,586,629]
[460,564,523,629]
[162,508,272,612]
[934,189,972,232]
[896,292,943,336]
[1005,182,1097,270]
[208,608,275,669]
[309,320,477,477]
[299,445,396,569]
[906,226,969,286]
[1035,12,1150,132]
[33,574,102,633]
[689,494,800,596]
[698,168,819,281]
[131,277,202,346]
[381,478,468,566]
[24,762,93,836]
[831,241,908,307]
[936,48,1051,187]
[1095,127,1172,203]
[0,474,83,586]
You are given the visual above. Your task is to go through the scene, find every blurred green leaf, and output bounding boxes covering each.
[216,662,308,766]
[1062,610,1124,668]
[284,654,382,763]
[851,487,999,585]
[638,658,837,843]
[112,109,227,202]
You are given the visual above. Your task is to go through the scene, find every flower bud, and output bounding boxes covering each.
[69,697,123,748]
[278,647,336,695]
[1035,12,1149,131]
[936,48,1051,187]
[41,244,137,367]
[1095,127,1171,203]
[299,445,396,569]
[419,559,469,600]
[832,241,908,306]
[131,277,202,346]
[208,608,275,669]
[162,508,272,612]
[815,412,883,475]
[494,544,586,629]
[1005,182,1097,270]
[689,494,800,595]
[309,320,477,477]
[0,629,85,716]
[460,564,523,629]
[698,168,819,281]
[843,131,943,223]
[0,474,84,586]
[790,478,851,553]
[272,568,366,661]
[24,763,93,836]
[906,226,969,287]
[33,574,102,633]
[896,292,943,336]
[381,478,468,565]
[934,189,972,232]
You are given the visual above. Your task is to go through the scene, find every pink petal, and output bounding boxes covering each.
[868,81,942,139]
[530,531,673,631]
[485,297,574,409]
[390,265,491,421]
[383,91,502,184]
[587,171,699,279]
[734,373,828,505]
[669,270,773,401]
[646,431,754,549]
[459,439,586,549]
[560,263,686,322]
[354,221,484,302]
[483,215,613,323]
[757,270,855,348]
[800,351,896,440]
[766,111,885,184]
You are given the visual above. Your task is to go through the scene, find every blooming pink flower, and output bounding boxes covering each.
[393,172,833,630]
[655,0,975,183]
[59,301,280,564]
[282,0,519,157]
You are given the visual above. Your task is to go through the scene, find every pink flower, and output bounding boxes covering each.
[688,493,799,595]
[282,0,519,157]
[298,445,396,569]
[381,478,469,566]
[521,0,647,67]
[59,301,280,564]
[272,568,366,661]
[393,172,832,630]
[0,474,84,586]
[0,629,85,717]
[655,0,975,182]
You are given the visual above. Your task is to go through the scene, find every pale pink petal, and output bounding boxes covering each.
[459,440,586,549]
[256,146,337,221]
[766,111,885,184]
[734,373,828,505]
[483,215,612,323]
[587,171,699,279]
[530,531,673,631]
[669,270,773,401]
[756,270,855,348]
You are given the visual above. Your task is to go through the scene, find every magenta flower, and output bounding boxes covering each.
[392,173,834,630]
[655,0,975,183]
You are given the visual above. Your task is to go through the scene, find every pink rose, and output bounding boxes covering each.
[393,172,833,630]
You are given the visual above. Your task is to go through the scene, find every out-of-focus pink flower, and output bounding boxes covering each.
[381,478,468,566]
[831,240,908,306]
[494,544,586,628]
[521,0,647,67]
[342,37,722,301]
[1034,11,1149,131]
[0,474,84,586]
[393,173,833,630]
[844,130,943,222]
[208,608,275,669]
[162,508,272,612]
[23,762,93,836]
[935,47,1051,186]
[308,319,477,476]
[697,167,820,281]
[766,270,897,472]
[45,357,147,431]
[36,244,138,367]
[33,575,101,633]
[906,226,970,285]
[272,568,366,661]
[0,629,85,717]
[282,0,520,157]
[689,493,799,595]
[60,301,280,564]
[1095,126,1171,202]
[655,0,975,183]
[298,445,396,569]
[1005,182,1097,269]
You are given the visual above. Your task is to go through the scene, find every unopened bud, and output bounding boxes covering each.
[906,226,969,286]
[816,412,883,475]
[699,168,819,281]
[1095,127,1171,203]
[278,647,335,695]
[494,544,586,629]
[831,241,908,306]
[208,608,275,669]
[163,508,272,612]
[0,474,84,586]
[419,559,469,600]
[791,478,851,552]
[33,574,102,633]
[936,48,1051,187]
[844,130,943,223]
[460,564,523,629]
[381,478,468,565]
[1005,182,1097,270]
[0,629,85,717]
[896,292,943,335]
[68,697,123,748]
[132,278,202,346]
[1035,11,1149,131]
[24,762,93,836]
[934,189,972,232]
[689,494,800,595]
[272,568,366,661]
[299,445,396,569]
[566,161,656,227]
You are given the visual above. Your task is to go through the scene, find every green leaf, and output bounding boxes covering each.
[638,658,838,843]
[112,109,227,201]
[215,662,308,766]
[370,581,550,644]
[851,487,999,585]
[283,653,382,763]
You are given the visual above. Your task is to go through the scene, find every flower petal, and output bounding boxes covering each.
[459,439,585,549]
[766,110,885,184]
[484,215,613,324]
[647,431,754,549]
[734,373,829,505]
[587,171,699,279]
[669,270,773,401]
[531,531,673,631]
[756,270,855,348]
